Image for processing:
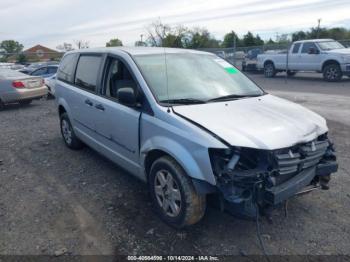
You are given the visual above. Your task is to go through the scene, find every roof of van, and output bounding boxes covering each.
[67,47,211,56]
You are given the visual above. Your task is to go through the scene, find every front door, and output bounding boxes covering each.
[93,57,141,172]
[297,42,322,71]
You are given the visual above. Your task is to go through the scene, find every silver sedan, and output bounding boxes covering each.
[0,69,48,109]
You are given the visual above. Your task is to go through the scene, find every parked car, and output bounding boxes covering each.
[242,48,263,72]
[19,62,59,75]
[0,69,48,109]
[18,62,46,74]
[44,74,57,97]
[55,48,338,228]
[257,39,350,81]
[30,65,58,78]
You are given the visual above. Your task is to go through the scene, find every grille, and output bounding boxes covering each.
[273,139,329,184]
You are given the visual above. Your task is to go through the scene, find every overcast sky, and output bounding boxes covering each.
[1,0,350,50]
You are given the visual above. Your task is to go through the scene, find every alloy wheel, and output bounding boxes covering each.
[326,67,339,80]
[61,119,72,145]
[154,170,182,217]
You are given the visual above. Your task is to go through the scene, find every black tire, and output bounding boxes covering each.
[19,99,32,106]
[148,156,206,228]
[323,64,343,82]
[60,112,84,150]
[287,70,296,77]
[0,99,4,110]
[264,62,276,78]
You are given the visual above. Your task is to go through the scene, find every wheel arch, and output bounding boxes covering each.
[263,59,274,67]
[57,98,72,119]
[141,136,216,186]
[322,59,341,71]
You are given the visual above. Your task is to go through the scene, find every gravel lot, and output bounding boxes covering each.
[0,74,349,256]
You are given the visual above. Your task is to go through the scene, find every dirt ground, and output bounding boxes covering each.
[0,74,349,256]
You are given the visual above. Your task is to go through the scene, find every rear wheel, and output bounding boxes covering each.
[60,113,84,150]
[148,156,206,228]
[19,99,32,106]
[264,62,276,78]
[323,64,343,82]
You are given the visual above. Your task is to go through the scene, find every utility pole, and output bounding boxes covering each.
[232,31,236,66]
[317,18,321,38]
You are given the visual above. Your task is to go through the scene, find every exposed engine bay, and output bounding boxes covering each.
[209,133,338,218]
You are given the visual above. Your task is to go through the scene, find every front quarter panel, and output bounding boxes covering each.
[140,109,228,185]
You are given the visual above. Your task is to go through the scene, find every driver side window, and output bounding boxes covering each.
[105,58,137,101]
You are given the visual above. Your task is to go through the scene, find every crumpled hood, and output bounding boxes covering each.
[173,94,328,150]
[326,48,350,55]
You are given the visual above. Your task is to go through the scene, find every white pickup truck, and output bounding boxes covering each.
[257,39,350,82]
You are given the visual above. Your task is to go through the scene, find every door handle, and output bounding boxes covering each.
[85,99,93,106]
[95,104,105,111]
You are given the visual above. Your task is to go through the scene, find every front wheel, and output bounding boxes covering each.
[264,62,276,78]
[148,156,206,228]
[60,113,84,150]
[323,64,343,82]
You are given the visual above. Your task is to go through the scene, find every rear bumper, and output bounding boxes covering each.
[1,86,48,103]
[265,160,338,205]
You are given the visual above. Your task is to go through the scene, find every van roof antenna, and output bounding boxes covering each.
[163,47,171,113]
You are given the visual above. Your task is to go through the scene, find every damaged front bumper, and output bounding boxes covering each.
[209,135,338,218]
[265,161,338,205]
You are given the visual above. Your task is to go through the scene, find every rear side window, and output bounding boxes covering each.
[57,54,78,83]
[74,55,102,92]
[292,43,301,54]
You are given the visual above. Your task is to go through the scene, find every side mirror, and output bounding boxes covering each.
[117,87,137,106]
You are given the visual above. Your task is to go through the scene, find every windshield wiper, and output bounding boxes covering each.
[207,94,262,102]
[160,98,207,105]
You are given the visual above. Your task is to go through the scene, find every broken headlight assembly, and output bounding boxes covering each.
[208,147,273,218]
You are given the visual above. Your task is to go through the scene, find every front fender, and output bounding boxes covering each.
[141,136,216,185]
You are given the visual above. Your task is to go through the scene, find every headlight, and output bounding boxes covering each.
[209,147,268,176]
[341,55,350,63]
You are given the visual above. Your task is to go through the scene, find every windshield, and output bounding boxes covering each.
[317,41,345,51]
[133,53,264,104]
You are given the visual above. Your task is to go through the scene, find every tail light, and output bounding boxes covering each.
[12,81,25,88]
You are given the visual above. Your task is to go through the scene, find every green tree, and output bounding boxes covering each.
[242,32,263,46]
[291,27,350,41]
[146,20,188,47]
[0,40,24,61]
[16,53,27,64]
[221,31,240,48]
[185,28,220,48]
[106,38,123,47]
[266,38,275,45]
[292,31,307,41]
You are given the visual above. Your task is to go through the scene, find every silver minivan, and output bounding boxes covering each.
[55,47,338,228]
